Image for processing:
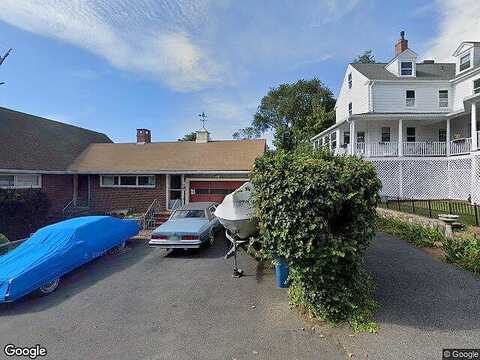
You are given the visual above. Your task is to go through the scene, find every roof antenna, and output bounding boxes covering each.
[0,48,12,86]
[198,112,208,130]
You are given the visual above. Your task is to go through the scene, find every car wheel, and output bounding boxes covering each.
[108,241,126,255]
[38,278,60,296]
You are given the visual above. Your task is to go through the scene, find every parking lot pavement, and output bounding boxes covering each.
[0,234,345,360]
[333,232,480,360]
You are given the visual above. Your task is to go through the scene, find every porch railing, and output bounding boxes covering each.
[368,142,398,157]
[403,141,446,156]
[450,138,471,155]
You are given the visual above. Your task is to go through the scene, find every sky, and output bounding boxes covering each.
[0,0,479,143]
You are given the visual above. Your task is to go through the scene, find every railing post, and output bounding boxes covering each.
[448,199,452,214]
[397,196,401,211]
[411,199,415,214]
[428,199,432,218]
[475,203,479,227]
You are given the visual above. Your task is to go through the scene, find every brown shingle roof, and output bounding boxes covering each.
[0,107,112,171]
[68,139,266,173]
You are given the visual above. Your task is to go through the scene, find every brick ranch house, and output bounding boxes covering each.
[0,107,266,218]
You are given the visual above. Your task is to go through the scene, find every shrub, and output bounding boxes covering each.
[443,235,480,274]
[376,216,445,248]
[251,146,381,331]
[0,233,9,255]
[0,188,51,240]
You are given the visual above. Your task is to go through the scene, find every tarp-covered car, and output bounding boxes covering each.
[0,216,139,303]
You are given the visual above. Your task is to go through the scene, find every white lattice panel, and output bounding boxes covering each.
[448,157,471,201]
[370,160,400,197]
[370,156,474,201]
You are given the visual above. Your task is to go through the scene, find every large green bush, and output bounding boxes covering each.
[443,235,480,274]
[0,188,51,240]
[251,147,381,331]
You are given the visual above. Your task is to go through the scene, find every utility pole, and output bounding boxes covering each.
[0,48,12,86]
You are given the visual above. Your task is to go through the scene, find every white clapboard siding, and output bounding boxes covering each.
[452,73,480,111]
[372,82,452,113]
[335,65,370,123]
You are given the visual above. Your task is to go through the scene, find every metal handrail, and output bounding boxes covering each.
[141,198,163,230]
[62,199,75,217]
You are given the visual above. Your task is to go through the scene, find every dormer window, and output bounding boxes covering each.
[401,61,413,76]
[460,53,471,72]
[348,73,352,89]
[474,79,480,94]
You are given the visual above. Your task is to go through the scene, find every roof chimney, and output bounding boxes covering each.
[136,128,151,144]
[395,31,408,56]
[195,129,210,143]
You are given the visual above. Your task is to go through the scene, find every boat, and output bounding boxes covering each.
[214,182,258,239]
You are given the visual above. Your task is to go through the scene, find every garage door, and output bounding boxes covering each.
[189,180,246,203]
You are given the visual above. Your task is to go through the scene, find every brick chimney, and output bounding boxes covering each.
[395,31,408,56]
[136,128,151,144]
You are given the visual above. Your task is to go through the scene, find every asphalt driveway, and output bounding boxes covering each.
[0,234,344,360]
[335,232,480,360]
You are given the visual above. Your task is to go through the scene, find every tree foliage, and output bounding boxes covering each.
[0,188,51,240]
[251,147,381,330]
[235,79,335,150]
[352,50,376,64]
[178,132,197,141]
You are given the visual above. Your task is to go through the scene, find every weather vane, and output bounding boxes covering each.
[198,112,207,129]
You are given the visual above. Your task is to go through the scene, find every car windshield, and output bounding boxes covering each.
[171,209,205,219]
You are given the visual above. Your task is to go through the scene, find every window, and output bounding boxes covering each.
[348,102,353,115]
[100,175,155,188]
[439,90,449,108]
[348,73,352,89]
[381,127,391,142]
[343,131,350,145]
[330,132,337,149]
[474,79,480,94]
[406,90,415,107]
[439,129,447,142]
[406,127,416,142]
[460,53,471,72]
[0,174,41,189]
[401,61,413,76]
[357,131,365,143]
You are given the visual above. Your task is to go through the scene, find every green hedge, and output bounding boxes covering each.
[251,147,381,331]
[0,188,51,240]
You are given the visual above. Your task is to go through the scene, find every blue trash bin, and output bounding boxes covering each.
[275,258,289,288]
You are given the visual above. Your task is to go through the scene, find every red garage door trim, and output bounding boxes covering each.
[189,179,247,203]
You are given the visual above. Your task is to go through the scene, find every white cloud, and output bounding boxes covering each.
[425,0,480,61]
[0,0,227,91]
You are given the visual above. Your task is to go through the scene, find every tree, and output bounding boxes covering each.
[232,127,261,140]
[235,78,336,150]
[352,50,376,64]
[178,132,196,141]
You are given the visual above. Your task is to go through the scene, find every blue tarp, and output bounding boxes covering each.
[0,216,139,302]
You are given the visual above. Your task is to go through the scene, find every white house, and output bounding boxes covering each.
[312,32,480,202]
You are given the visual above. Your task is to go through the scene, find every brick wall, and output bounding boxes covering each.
[89,174,166,214]
[41,174,74,214]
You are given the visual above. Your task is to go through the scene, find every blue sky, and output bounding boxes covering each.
[0,0,477,143]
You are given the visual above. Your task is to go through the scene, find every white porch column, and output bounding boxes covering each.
[446,117,451,156]
[335,128,341,153]
[398,119,403,157]
[472,103,478,151]
[349,120,355,155]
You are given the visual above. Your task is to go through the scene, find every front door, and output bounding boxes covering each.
[77,175,89,207]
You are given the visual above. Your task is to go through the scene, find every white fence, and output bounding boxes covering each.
[451,138,472,155]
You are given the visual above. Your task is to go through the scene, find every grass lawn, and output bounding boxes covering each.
[378,199,479,226]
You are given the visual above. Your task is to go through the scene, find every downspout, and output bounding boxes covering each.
[368,80,376,112]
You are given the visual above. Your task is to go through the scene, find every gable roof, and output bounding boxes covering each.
[351,62,456,81]
[0,107,112,172]
[68,139,267,173]
[453,41,480,56]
